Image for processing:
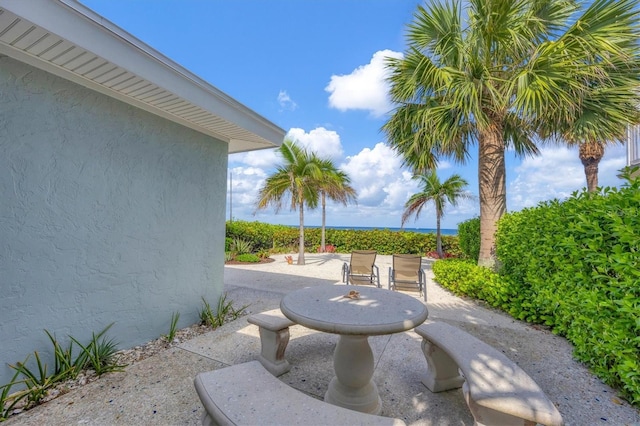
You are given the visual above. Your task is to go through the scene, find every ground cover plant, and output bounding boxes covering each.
[433,172,640,406]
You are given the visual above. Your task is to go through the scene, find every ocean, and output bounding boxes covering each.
[306,225,457,236]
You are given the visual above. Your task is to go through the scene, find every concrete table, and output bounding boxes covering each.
[280,284,428,415]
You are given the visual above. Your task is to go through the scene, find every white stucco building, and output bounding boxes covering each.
[0,0,284,385]
[628,125,640,167]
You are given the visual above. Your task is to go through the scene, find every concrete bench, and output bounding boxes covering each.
[247,309,296,376]
[194,361,406,426]
[415,320,564,426]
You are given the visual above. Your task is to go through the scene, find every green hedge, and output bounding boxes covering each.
[433,177,640,406]
[496,182,640,405]
[432,259,518,309]
[225,221,290,251]
[225,220,460,255]
[457,217,480,261]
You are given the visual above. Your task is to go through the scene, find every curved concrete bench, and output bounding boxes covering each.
[194,361,406,426]
[247,309,296,376]
[415,320,564,426]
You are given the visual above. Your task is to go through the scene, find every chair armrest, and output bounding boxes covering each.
[388,267,393,289]
[342,262,350,284]
[419,268,427,301]
[373,264,380,288]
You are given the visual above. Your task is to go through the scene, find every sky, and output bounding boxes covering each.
[80,0,630,230]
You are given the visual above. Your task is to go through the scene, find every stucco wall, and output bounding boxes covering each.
[0,56,227,385]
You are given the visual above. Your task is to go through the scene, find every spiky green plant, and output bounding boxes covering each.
[44,330,86,380]
[163,312,180,343]
[69,324,125,376]
[8,352,65,405]
[0,370,27,421]
[231,238,253,255]
[200,294,248,328]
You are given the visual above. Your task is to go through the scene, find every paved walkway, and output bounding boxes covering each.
[6,254,640,425]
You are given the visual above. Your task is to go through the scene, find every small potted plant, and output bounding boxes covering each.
[285,255,293,264]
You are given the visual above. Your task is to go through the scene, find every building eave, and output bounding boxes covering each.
[0,0,284,153]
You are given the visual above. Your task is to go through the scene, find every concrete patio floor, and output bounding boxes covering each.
[6,254,640,425]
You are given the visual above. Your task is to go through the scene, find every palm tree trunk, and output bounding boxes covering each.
[478,124,507,269]
[436,211,443,258]
[321,192,326,252]
[298,201,306,265]
[579,142,604,192]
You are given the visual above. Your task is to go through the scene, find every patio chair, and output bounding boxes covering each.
[388,254,426,301]
[342,250,380,287]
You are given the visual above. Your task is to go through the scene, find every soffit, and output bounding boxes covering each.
[0,0,284,154]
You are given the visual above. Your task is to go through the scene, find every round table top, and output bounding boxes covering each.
[280,285,428,336]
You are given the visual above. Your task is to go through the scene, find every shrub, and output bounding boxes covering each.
[225,220,463,258]
[425,251,455,259]
[235,253,260,263]
[432,259,517,309]
[317,244,336,253]
[256,249,271,259]
[457,217,480,261]
[494,174,640,405]
[230,238,253,255]
[433,173,640,406]
[226,221,289,251]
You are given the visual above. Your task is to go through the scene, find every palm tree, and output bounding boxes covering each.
[544,74,640,192]
[255,140,323,265]
[316,158,357,252]
[401,172,471,258]
[383,0,640,268]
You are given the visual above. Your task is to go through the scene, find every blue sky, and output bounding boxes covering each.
[80,0,628,230]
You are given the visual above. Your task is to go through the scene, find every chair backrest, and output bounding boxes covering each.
[392,254,422,282]
[349,250,377,275]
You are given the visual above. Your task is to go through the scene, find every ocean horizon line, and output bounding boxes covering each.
[303,225,457,236]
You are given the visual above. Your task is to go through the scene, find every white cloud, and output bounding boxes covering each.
[228,138,479,229]
[438,160,453,170]
[287,127,344,160]
[598,144,628,187]
[230,127,344,167]
[227,166,269,219]
[508,144,627,212]
[230,148,279,168]
[341,143,414,208]
[325,49,403,117]
[277,90,297,111]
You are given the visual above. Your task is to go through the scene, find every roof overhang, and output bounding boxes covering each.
[0,0,284,154]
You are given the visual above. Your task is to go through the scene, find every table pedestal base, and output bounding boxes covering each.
[324,335,382,415]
